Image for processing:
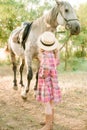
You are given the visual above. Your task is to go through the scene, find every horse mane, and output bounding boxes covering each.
[43,5,59,28]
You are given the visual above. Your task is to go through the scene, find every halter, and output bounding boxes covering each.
[58,9,79,23]
[57,9,79,51]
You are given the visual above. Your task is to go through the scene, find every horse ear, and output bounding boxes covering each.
[55,0,63,6]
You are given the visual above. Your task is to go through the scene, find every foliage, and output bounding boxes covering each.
[74,50,86,58]
[58,57,87,72]
[0,0,87,71]
[0,0,53,47]
[0,0,29,45]
[71,3,87,52]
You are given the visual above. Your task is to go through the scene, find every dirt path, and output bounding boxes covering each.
[0,65,87,130]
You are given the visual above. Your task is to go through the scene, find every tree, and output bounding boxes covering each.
[71,3,87,57]
[0,0,53,47]
[0,0,31,46]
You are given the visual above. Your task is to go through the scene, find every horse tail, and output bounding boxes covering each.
[21,22,33,49]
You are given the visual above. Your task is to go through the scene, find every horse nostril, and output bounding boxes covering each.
[75,25,80,34]
[75,26,78,31]
[71,25,80,35]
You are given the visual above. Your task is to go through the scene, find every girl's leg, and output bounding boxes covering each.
[45,102,52,115]
[50,101,54,124]
[40,101,54,125]
[38,102,53,130]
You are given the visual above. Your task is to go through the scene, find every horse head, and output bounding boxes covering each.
[55,0,80,35]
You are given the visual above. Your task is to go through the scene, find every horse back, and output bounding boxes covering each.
[9,22,33,48]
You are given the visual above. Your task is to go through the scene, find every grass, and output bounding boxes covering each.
[58,57,87,72]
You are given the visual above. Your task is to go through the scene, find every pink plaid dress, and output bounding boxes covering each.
[36,51,61,103]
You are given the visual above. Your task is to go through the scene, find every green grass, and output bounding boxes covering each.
[58,57,87,72]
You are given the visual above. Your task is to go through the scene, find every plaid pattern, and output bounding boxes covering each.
[36,51,61,103]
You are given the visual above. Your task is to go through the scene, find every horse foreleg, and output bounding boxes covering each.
[21,66,33,99]
[26,66,33,92]
[21,49,33,99]
[19,59,25,87]
[11,50,18,90]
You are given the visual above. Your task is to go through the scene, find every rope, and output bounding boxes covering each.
[59,34,71,51]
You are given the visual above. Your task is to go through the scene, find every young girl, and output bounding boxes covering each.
[36,31,61,130]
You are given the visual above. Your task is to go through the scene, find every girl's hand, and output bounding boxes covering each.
[39,68,49,78]
[43,68,49,78]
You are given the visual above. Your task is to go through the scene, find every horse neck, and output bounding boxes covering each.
[45,6,59,28]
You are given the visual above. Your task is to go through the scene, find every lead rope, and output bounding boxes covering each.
[59,34,71,51]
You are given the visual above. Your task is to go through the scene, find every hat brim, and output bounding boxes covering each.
[37,38,58,51]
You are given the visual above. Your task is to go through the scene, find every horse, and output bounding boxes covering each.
[8,0,80,99]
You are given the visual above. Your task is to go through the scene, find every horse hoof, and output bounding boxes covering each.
[13,86,18,90]
[19,82,24,87]
[21,91,27,99]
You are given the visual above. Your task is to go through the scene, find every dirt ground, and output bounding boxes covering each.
[0,65,87,130]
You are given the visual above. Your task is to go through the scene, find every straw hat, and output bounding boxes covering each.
[38,31,58,51]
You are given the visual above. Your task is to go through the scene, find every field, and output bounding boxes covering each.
[0,65,87,130]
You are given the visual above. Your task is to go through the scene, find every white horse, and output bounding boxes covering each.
[8,0,80,99]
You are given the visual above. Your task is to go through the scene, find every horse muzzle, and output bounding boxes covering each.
[65,21,80,35]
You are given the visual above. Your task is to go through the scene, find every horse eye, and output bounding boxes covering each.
[65,9,69,13]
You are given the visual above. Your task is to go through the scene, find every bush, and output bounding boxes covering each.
[74,50,86,58]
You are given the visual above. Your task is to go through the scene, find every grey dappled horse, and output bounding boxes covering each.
[8,0,80,99]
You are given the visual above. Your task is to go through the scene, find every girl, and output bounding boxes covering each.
[36,31,61,130]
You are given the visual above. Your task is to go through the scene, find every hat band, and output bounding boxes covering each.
[40,40,55,47]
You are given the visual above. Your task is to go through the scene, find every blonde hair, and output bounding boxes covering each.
[53,49,58,58]
[38,48,59,60]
